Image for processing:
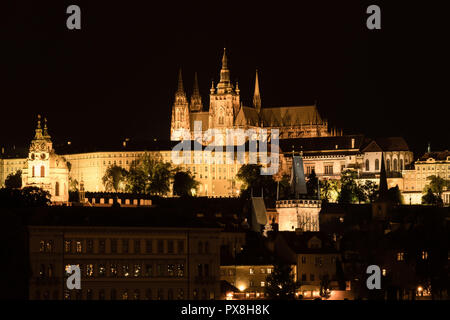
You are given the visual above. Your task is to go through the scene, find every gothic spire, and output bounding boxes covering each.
[190,72,203,112]
[218,48,231,92]
[378,153,389,200]
[193,72,200,96]
[253,69,261,112]
[176,68,185,97]
[222,48,228,69]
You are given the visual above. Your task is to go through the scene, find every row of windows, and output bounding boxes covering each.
[300,273,335,282]
[396,251,429,261]
[61,239,186,255]
[221,268,273,277]
[36,288,187,300]
[300,256,337,265]
[62,262,185,278]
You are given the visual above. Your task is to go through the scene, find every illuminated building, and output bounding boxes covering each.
[274,231,340,299]
[28,206,221,300]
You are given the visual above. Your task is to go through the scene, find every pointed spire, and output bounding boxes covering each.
[176,68,185,96]
[210,79,215,94]
[190,72,203,112]
[43,117,51,139]
[235,81,240,95]
[222,48,228,69]
[217,48,231,92]
[34,114,43,140]
[378,153,389,200]
[253,69,261,112]
[193,72,200,95]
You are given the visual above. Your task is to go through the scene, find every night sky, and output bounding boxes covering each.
[1,1,448,157]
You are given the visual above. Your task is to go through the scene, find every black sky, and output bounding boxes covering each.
[1,1,448,157]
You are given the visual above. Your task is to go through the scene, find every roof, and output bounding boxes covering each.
[235,106,260,126]
[362,137,410,152]
[418,151,450,161]
[277,231,338,254]
[260,105,322,127]
[279,135,366,154]
[24,205,224,228]
[189,111,209,131]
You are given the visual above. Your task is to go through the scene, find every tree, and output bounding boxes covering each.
[306,170,318,197]
[125,163,147,194]
[173,170,199,197]
[423,175,450,200]
[0,186,51,208]
[5,170,22,189]
[265,258,300,300]
[387,185,403,204]
[422,188,443,206]
[102,165,128,192]
[337,170,366,204]
[361,180,379,203]
[320,179,340,202]
[148,162,172,195]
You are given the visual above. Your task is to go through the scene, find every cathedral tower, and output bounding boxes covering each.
[170,69,191,140]
[209,48,240,132]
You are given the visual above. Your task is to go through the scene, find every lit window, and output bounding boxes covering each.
[86,264,94,277]
[76,241,82,253]
[249,268,254,275]
[397,252,405,261]
[261,281,265,287]
[422,251,428,260]
[134,264,141,277]
[64,240,71,253]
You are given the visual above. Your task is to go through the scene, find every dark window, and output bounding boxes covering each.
[122,239,129,253]
[167,240,174,254]
[134,240,141,253]
[302,274,306,281]
[197,264,203,277]
[375,159,380,171]
[365,160,370,171]
[157,240,164,253]
[99,239,106,253]
[40,166,45,177]
[55,182,60,196]
[111,239,117,253]
[204,264,209,277]
[177,240,184,254]
[86,239,93,254]
[146,240,152,253]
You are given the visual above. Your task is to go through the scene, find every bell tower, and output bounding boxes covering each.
[24,115,53,189]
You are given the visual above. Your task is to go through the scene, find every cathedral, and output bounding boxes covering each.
[170,48,332,143]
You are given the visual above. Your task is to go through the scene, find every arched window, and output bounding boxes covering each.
[55,182,60,197]
[393,159,398,172]
[375,159,380,171]
[365,159,370,171]
[400,159,404,170]
[32,166,35,177]
[218,107,225,125]
[386,159,391,172]
[40,166,45,177]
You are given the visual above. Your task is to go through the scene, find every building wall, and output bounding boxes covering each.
[220,265,276,299]
[28,226,221,300]
[276,200,321,232]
